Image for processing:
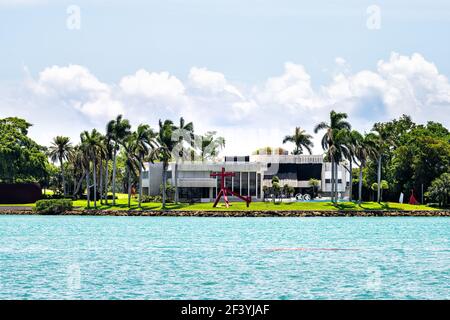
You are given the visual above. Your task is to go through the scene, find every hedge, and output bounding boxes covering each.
[34,199,73,215]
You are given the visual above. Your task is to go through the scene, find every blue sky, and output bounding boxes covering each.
[1,0,450,155]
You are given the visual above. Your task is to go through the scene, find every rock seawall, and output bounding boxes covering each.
[0,209,449,217]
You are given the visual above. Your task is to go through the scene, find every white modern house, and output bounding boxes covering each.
[141,154,349,202]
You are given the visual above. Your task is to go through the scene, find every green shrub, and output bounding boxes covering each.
[141,195,162,203]
[35,199,73,215]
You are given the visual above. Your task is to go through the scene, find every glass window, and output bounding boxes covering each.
[233,172,240,193]
[257,173,261,198]
[241,172,248,196]
[225,176,232,189]
[249,172,256,196]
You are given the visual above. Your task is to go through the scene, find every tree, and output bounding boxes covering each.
[282,184,290,197]
[103,120,115,204]
[262,185,269,199]
[173,117,194,203]
[314,111,351,203]
[352,132,379,204]
[66,145,86,198]
[0,117,48,183]
[48,136,73,196]
[121,135,140,208]
[308,178,320,198]
[426,173,450,207]
[271,176,280,202]
[151,119,177,209]
[372,122,396,203]
[107,115,131,205]
[80,129,102,208]
[282,127,314,155]
[194,131,225,161]
[133,124,156,208]
[380,180,389,201]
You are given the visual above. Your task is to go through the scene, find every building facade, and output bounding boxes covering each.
[141,154,349,202]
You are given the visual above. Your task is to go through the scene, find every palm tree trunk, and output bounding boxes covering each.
[162,162,167,208]
[93,156,97,209]
[86,163,90,208]
[349,160,353,202]
[59,156,66,197]
[104,157,109,204]
[334,161,338,202]
[358,165,363,204]
[127,167,132,208]
[174,162,179,204]
[112,144,118,205]
[331,158,335,203]
[138,156,143,208]
[377,156,382,203]
[74,170,85,197]
[99,158,103,205]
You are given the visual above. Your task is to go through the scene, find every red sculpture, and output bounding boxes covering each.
[409,189,419,205]
[210,167,251,208]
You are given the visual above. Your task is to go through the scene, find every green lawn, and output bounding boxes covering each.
[0,192,437,211]
[70,197,436,211]
[0,203,37,207]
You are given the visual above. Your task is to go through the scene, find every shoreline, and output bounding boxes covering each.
[0,209,449,217]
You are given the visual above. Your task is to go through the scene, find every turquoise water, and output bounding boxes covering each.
[0,216,449,300]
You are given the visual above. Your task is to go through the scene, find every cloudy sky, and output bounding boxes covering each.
[1,0,450,155]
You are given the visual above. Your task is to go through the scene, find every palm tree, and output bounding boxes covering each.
[48,136,73,196]
[314,111,351,203]
[80,129,102,209]
[103,120,115,204]
[150,119,178,209]
[352,132,379,204]
[342,130,363,202]
[372,123,395,203]
[282,127,314,155]
[107,115,131,205]
[173,117,194,203]
[195,131,225,161]
[121,135,141,208]
[96,134,108,205]
[67,145,86,198]
[133,124,156,208]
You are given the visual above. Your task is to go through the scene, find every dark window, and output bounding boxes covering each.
[241,172,248,196]
[249,172,256,196]
[225,156,250,162]
[233,172,240,192]
[264,163,322,181]
[257,173,261,198]
[325,179,331,183]
[225,176,232,189]
[179,187,209,200]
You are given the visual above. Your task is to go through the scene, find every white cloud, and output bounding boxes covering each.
[120,69,185,99]
[2,53,450,155]
[25,64,124,122]
[188,67,244,99]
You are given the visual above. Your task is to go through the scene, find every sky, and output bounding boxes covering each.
[1,0,450,155]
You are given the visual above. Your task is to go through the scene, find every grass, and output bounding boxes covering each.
[71,196,436,211]
[0,203,36,207]
[0,193,438,211]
